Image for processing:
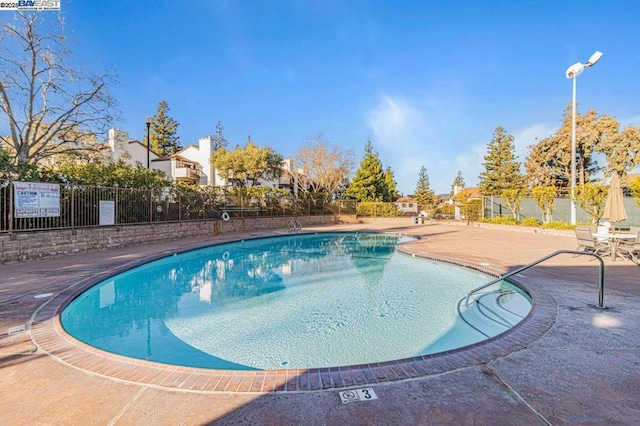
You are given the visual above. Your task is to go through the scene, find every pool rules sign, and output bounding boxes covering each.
[13,181,61,218]
[339,387,378,404]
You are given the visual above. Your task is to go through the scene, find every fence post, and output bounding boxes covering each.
[115,187,119,226]
[70,184,75,231]
[490,195,494,219]
[8,179,14,238]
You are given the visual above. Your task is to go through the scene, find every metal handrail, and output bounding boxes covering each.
[465,250,605,309]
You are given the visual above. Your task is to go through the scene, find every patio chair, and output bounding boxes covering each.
[596,225,610,243]
[616,231,640,265]
[574,227,610,257]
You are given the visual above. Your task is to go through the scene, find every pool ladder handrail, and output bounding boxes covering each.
[288,219,302,234]
[465,250,605,309]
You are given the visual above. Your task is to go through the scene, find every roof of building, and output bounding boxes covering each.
[459,186,482,198]
[395,196,415,203]
[169,154,199,163]
[127,139,163,157]
[175,145,198,155]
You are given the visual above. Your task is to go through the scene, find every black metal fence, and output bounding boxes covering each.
[0,180,357,235]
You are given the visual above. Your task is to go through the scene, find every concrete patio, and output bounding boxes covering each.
[1,222,639,425]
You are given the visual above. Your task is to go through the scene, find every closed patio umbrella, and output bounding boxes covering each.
[603,173,627,229]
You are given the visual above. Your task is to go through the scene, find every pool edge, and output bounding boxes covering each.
[29,233,557,394]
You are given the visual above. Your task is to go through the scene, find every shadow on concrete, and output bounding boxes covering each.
[0,351,45,370]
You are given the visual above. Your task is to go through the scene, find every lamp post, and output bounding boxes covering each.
[145,116,151,169]
[565,50,603,225]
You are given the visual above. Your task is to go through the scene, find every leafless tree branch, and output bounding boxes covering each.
[0,12,119,166]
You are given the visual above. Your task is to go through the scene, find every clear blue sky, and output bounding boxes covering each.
[59,0,640,194]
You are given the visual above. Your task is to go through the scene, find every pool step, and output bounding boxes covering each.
[459,288,531,337]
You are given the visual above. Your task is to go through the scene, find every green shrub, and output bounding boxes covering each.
[521,217,541,227]
[462,199,482,222]
[356,202,401,217]
[541,220,575,230]
[490,216,519,225]
[430,204,455,218]
[477,214,575,230]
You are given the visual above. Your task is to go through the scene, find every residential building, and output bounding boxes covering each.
[394,197,419,215]
[104,129,296,191]
[451,186,482,220]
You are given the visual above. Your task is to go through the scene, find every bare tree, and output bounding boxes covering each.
[288,134,354,197]
[0,12,118,168]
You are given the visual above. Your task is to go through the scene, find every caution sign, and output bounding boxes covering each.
[13,181,61,218]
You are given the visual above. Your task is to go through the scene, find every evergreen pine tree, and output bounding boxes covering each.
[384,166,399,202]
[450,170,465,197]
[345,140,387,201]
[414,166,435,208]
[478,126,523,196]
[149,101,181,156]
[211,121,228,152]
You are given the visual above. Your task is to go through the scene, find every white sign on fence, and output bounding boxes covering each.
[99,200,115,226]
[13,181,61,218]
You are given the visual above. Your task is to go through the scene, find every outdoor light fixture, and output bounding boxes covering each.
[586,51,604,67]
[565,51,603,225]
[145,116,151,169]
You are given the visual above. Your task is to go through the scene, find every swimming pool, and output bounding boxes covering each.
[61,232,532,370]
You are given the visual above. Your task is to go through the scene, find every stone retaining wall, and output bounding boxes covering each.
[0,215,340,264]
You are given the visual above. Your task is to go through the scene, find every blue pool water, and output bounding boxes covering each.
[61,232,532,370]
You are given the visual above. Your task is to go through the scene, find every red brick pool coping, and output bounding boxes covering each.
[29,238,557,394]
